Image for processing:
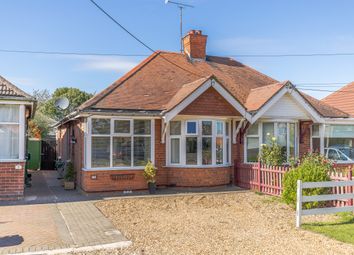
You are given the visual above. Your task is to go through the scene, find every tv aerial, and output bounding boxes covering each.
[165,0,194,53]
[54,97,70,110]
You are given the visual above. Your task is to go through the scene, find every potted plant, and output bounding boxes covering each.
[64,162,75,190]
[143,161,157,194]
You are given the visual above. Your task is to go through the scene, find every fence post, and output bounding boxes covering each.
[296,180,303,228]
[348,167,353,206]
[257,161,261,192]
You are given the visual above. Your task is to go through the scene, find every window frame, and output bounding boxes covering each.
[86,116,154,170]
[0,104,25,161]
[244,120,299,164]
[167,118,231,167]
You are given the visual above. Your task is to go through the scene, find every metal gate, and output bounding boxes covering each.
[41,139,56,170]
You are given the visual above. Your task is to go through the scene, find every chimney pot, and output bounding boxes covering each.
[183,29,207,60]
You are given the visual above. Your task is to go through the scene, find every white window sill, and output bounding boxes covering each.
[0,159,26,163]
[164,164,232,168]
[82,167,145,171]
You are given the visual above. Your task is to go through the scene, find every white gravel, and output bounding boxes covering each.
[70,191,354,255]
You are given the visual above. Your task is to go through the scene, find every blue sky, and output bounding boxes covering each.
[2,0,354,99]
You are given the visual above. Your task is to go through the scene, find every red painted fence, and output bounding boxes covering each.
[234,162,353,205]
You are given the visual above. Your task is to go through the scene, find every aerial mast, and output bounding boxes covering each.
[165,0,194,53]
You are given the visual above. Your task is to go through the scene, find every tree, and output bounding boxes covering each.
[41,87,93,121]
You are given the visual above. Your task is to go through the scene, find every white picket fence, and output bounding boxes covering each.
[296,179,354,228]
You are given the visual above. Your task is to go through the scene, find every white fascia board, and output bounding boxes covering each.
[251,86,324,124]
[164,79,251,123]
[323,118,354,124]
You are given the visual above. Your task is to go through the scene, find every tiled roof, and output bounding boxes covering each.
[78,51,347,119]
[0,76,33,99]
[245,82,286,111]
[321,82,354,116]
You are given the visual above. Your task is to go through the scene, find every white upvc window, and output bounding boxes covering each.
[87,117,154,169]
[167,119,231,167]
[0,104,25,160]
[245,121,298,163]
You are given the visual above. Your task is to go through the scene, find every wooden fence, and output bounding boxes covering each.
[296,179,354,227]
[234,161,353,198]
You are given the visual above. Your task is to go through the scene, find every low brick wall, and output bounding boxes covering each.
[166,166,232,187]
[80,166,232,192]
[0,162,25,200]
[81,170,147,192]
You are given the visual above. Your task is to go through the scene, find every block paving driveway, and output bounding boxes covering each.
[0,171,130,254]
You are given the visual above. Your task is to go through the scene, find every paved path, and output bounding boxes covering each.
[0,171,130,255]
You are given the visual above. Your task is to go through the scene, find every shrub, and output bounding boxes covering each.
[282,153,332,208]
[65,162,75,182]
[143,161,156,183]
[259,137,286,166]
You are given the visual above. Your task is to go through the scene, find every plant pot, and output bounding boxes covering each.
[64,181,75,190]
[148,182,156,194]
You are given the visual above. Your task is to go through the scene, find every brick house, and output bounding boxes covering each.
[56,30,354,192]
[0,76,35,200]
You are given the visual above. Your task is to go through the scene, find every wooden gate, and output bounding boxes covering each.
[41,138,56,170]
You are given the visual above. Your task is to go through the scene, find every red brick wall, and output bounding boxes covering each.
[166,166,232,187]
[0,162,25,200]
[182,30,207,59]
[180,87,241,116]
[299,121,312,157]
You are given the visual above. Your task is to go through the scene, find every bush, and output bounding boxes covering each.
[65,162,75,182]
[143,161,156,183]
[282,153,332,209]
[259,137,286,166]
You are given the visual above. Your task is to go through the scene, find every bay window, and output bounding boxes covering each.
[168,119,231,166]
[89,118,153,168]
[0,105,20,160]
[246,121,298,163]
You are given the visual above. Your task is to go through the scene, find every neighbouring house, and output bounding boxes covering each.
[55,30,354,193]
[0,76,36,200]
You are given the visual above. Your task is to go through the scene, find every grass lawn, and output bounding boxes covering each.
[303,212,354,245]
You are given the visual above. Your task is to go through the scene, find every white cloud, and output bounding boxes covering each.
[74,56,139,72]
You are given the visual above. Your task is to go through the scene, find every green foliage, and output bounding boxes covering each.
[259,137,286,166]
[143,161,156,183]
[282,153,332,208]
[303,212,354,245]
[65,162,75,182]
[28,111,54,138]
[41,87,93,121]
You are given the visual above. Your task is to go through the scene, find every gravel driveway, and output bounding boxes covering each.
[74,191,354,255]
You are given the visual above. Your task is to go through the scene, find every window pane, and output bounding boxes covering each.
[216,137,223,164]
[170,138,180,164]
[113,137,131,166]
[170,121,181,135]
[312,124,319,137]
[0,124,19,159]
[92,119,110,135]
[324,125,354,161]
[202,137,212,165]
[134,120,151,135]
[0,105,19,122]
[186,121,197,134]
[92,137,110,167]
[202,121,212,136]
[225,122,229,136]
[289,123,296,158]
[114,120,130,134]
[134,137,151,166]
[312,138,320,153]
[216,121,224,135]
[247,137,259,162]
[186,137,197,165]
[277,123,287,159]
[226,138,230,163]
[262,123,274,145]
[248,124,258,135]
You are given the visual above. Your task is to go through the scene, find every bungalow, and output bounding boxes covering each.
[0,76,35,200]
[56,30,354,192]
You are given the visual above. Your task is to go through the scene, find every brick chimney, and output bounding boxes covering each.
[182,30,208,60]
